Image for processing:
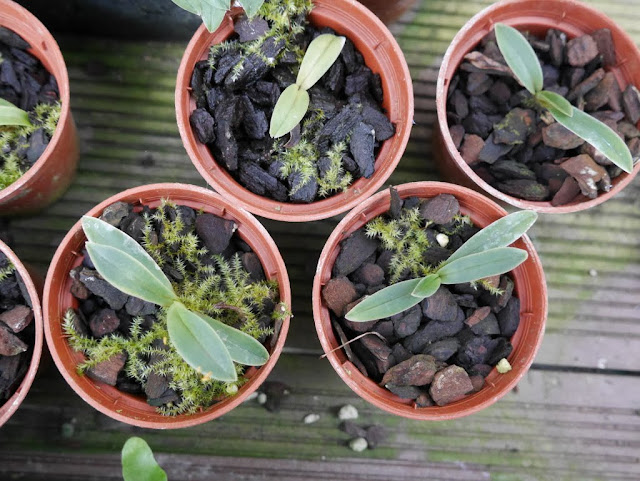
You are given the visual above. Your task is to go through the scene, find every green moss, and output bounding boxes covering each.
[63,200,284,416]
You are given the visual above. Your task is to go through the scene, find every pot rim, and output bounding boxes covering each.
[313,181,548,420]
[43,183,291,429]
[435,0,640,214]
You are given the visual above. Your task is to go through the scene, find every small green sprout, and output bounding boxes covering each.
[345,210,537,322]
[172,0,265,33]
[122,437,167,481]
[494,23,633,173]
[0,99,31,128]
[81,216,269,383]
[269,33,346,138]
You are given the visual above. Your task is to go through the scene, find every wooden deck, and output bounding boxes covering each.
[1,0,640,479]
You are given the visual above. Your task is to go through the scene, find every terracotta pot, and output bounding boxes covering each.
[0,241,44,428]
[358,0,417,24]
[435,0,640,214]
[176,0,413,222]
[313,182,547,420]
[0,0,79,216]
[43,183,291,429]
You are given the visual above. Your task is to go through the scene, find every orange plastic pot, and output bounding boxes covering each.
[0,241,43,428]
[0,0,79,216]
[313,182,547,420]
[358,0,417,24]
[435,0,640,214]
[176,0,413,222]
[43,183,291,429]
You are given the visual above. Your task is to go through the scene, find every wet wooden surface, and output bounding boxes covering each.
[1,0,640,479]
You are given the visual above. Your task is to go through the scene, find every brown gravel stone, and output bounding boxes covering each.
[566,34,599,67]
[0,305,33,333]
[429,365,474,406]
[551,176,582,206]
[591,28,616,67]
[460,134,485,165]
[86,352,127,386]
[419,194,460,224]
[0,324,27,356]
[560,154,610,199]
[322,277,357,317]
[622,85,640,124]
[542,122,585,150]
[381,354,438,387]
[450,124,465,149]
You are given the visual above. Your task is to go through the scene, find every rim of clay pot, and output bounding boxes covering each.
[313,181,547,420]
[0,0,78,214]
[176,0,413,222]
[435,0,640,214]
[0,241,44,428]
[358,0,417,24]
[43,183,292,429]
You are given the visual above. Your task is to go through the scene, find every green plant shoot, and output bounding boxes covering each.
[0,99,31,127]
[81,216,269,382]
[270,34,346,138]
[122,437,167,481]
[172,0,265,33]
[494,23,633,173]
[345,211,537,322]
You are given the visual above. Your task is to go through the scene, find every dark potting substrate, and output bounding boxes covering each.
[0,26,61,189]
[322,191,521,407]
[188,1,395,203]
[64,201,283,416]
[448,27,640,205]
[0,252,35,406]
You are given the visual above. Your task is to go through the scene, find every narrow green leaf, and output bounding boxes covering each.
[446,211,537,264]
[494,23,543,94]
[167,303,237,382]
[269,84,310,138]
[345,278,423,322]
[199,0,229,32]
[551,106,634,173]
[411,274,442,299]
[0,105,31,127]
[122,437,167,481]
[536,90,573,117]
[296,34,346,91]
[197,312,269,366]
[82,216,176,302]
[437,247,528,285]
[172,0,203,15]
[241,0,265,17]
[85,243,177,307]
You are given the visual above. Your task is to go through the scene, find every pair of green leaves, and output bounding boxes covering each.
[122,437,167,481]
[172,0,264,32]
[0,99,31,127]
[269,34,346,138]
[494,23,633,173]
[82,216,269,383]
[345,210,537,322]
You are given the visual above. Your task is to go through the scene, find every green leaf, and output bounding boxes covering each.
[437,247,528,285]
[345,278,423,322]
[172,0,202,15]
[85,243,178,307]
[551,106,634,173]
[167,303,237,382]
[0,102,31,127]
[197,312,269,366]
[241,0,265,17]
[536,90,573,117]
[411,274,442,299]
[269,84,310,138]
[82,216,176,305]
[296,34,346,91]
[494,23,543,94]
[199,0,229,32]
[122,437,167,481]
[446,211,537,264]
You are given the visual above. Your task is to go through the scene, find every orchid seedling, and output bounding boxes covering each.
[345,210,537,322]
[81,216,269,383]
[122,437,167,481]
[269,33,346,138]
[0,99,31,128]
[172,0,265,32]
[494,23,633,173]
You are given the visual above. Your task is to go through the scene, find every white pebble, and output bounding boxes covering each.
[303,413,320,424]
[349,437,368,452]
[257,393,267,405]
[496,358,512,374]
[338,404,359,420]
[597,358,607,369]
[589,269,598,277]
[436,233,449,248]
[244,391,259,402]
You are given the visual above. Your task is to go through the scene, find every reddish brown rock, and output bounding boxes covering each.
[470,375,485,393]
[542,122,585,150]
[460,134,485,166]
[560,154,610,199]
[429,365,474,406]
[0,305,33,333]
[567,68,605,102]
[381,354,438,387]
[421,286,459,322]
[0,324,27,356]
[415,393,435,407]
[450,124,465,149]
[419,194,460,224]
[493,108,536,146]
[86,352,127,386]
[89,308,120,338]
[551,176,582,206]
[464,306,492,328]
[322,277,357,317]
[352,263,385,287]
[359,335,393,374]
[622,85,640,124]
[566,34,599,67]
[585,72,616,111]
[591,28,616,67]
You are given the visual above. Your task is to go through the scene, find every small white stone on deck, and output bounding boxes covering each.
[589,269,598,277]
[243,391,259,403]
[338,404,358,420]
[304,413,320,424]
[257,393,267,405]
[349,437,368,452]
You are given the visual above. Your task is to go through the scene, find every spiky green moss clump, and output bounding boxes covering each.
[0,102,61,189]
[63,200,287,416]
